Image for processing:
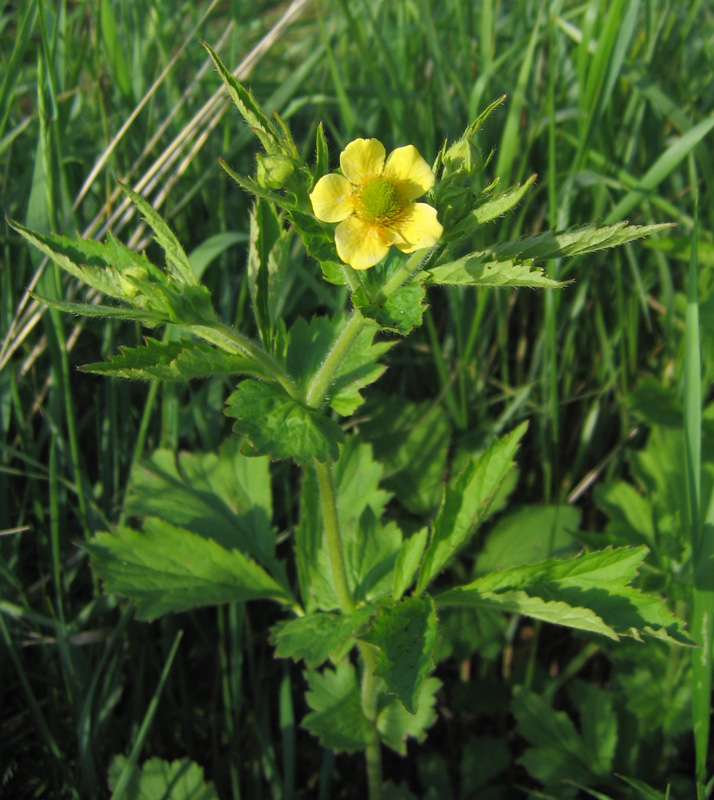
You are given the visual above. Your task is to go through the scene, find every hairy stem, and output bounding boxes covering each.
[313,458,354,615]
[358,641,383,800]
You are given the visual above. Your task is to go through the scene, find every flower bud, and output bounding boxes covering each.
[118,266,148,298]
[256,153,294,189]
[442,137,483,179]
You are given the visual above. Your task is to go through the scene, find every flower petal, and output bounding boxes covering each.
[309,174,355,222]
[340,138,386,185]
[383,145,435,200]
[335,216,390,270]
[393,203,443,253]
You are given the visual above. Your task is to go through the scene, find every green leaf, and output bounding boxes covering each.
[119,182,197,286]
[448,174,538,236]
[359,596,438,713]
[491,221,673,262]
[201,40,284,156]
[377,677,441,754]
[271,606,373,668]
[225,380,344,463]
[475,504,580,574]
[513,686,604,786]
[108,755,219,800]
[594,482,656,548]
[31,293,167,326]
[425,254,567,288]
[123,438,277,569]
[248,199,286,348]
[86,518,293,620]
[393,528,428,601]
[360,394,452,514]
[188,231,249,281]
[289,209,346,285]
[82,338,267,381]
[302,660,373,752]
[296,437,393,611]
[353,281,427,335]
[437,546,692,643]
[416,422,527,594]
[314,121,329,185]
[10,219,158,298]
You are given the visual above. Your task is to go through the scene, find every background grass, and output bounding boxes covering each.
[1,0,713,797]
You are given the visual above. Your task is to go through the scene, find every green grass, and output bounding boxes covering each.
[2,0,713,797]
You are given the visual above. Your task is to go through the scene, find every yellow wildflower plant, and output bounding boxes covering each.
[309,138,443,270]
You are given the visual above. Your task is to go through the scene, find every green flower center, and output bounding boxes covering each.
[358,177,404,223]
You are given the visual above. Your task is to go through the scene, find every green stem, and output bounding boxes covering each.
[313,458,354,615]
[191,321,299,399]
[358,641,382,800]
[305,312,365,408]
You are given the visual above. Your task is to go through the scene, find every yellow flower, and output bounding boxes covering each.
[309,138,443,270]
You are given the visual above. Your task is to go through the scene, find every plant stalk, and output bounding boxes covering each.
[305,312,365,408]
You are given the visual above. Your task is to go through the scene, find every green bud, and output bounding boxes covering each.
[256,153,294,189]
[443,137,483,179]
[118,266,148,298]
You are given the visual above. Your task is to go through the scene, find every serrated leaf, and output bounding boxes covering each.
[354,282,427,335]
[31,293,167,325]
[475,504,580,575]
[123,438,277,569]
[393,528,428,601]
[416,422,527,595]
[436,546,692,644]
[513,686,602,786]
[86,518,293,620]
[248,199,285,348]
[108,755,219,800]
[82,337,267,381]
[425,254,566,288]
[302,660,373,752]
[377,677,441,754]
[360,596,438,713]
[450,174,537,236]
[202,40,283,156]
[271,606,373,668]
[289,209,346,283]
[119,182,196,286]
[286,314,393,415]
[225,380,344,463]
[491,221,673,262]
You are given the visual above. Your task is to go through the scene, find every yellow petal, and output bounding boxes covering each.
[340,138,386,185]
[383,145,435,200]
[393,203,443,253]
[309,174,355,222]
[335,216,390,270]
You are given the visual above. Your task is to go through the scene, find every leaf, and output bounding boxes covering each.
[286,314,393,416]
[491,221,673,262]
[289,209,345,283]
[416,422,528,594]
[359,596,438,713]
[302,660,373,752]
[271,606,373,668]
[201,40,284,156]
[86,518,293,620]
[425,254,566,288]
[81,338,267,381]
[119,183,197,286]
[188,231,249,281]
[354,281,427,335]
[296,437,393,612]
[376,677,441,754]
[436,546,693,644]
[393,528,428,601]
[475,504,580,575]
[108,755,219,800]
[450,174,538,235]
[248,199,284,348]
[513,686,604,786]
[31,293,167,326]
[360,393,452,515]
[225,380,344,463]
[123,439,276,568]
